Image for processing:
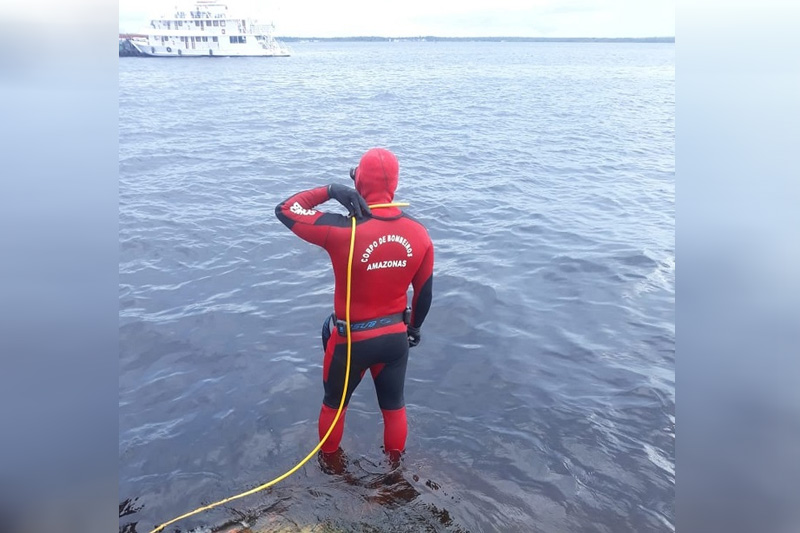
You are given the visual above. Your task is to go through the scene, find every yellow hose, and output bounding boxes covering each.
[148,201,407,533]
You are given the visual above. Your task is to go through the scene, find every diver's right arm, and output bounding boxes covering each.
[275,184,369,247]
[275,186,333,247]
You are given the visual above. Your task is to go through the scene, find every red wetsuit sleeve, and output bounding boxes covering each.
[410,241,434,328]
[275,185,340,247]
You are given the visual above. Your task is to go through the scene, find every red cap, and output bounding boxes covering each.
[354,148,398,205]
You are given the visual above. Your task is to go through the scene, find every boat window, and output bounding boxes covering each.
[212,36,218,42]
[202,36,208,42]
[195,21,200,26]
[220,21,225,26]
[213,20,219,26]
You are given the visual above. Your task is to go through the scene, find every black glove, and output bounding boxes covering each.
[407,325,421,348]
[328,183,371,219]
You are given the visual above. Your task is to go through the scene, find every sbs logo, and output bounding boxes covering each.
[290,202,316,216]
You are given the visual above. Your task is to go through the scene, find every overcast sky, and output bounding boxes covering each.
[118,0,675,38]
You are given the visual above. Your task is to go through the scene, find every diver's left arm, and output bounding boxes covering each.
[410,243,433,328]
[407,242,434,347]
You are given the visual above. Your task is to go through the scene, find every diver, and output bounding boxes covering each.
[275,148,434,463]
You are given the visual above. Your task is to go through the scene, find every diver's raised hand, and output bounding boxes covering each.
[328,183,371,219]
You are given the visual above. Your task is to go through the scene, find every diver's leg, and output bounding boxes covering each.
[319,337,365,453]
[318,404,347,454]
[370,333,410,453]
[381,406,407,454]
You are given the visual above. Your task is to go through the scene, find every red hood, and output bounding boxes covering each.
[354,148,398,206]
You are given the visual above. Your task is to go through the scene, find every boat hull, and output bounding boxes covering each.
[128,41,289,58]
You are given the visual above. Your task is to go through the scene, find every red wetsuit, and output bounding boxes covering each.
[275,148,434,454]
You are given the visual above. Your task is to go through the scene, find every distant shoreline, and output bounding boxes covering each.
[276,36,674,43]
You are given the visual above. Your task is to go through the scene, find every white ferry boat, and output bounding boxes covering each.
[125,0,289,57]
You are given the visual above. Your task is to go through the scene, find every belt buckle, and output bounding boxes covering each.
[335,319,348,336]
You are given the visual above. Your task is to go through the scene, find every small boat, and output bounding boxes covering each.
[122,0,289,58]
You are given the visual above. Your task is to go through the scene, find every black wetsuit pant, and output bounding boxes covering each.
[321,314,409,411]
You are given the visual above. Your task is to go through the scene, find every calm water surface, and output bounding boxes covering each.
[119,41,674,532]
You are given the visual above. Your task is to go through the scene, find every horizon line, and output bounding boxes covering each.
[274,35,675,39]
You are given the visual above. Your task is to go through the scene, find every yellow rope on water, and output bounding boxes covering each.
[149,202,407,533]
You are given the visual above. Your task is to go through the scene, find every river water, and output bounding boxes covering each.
[119,41,674,532]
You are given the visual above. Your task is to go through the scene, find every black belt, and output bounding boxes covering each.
[335,308,410,336]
